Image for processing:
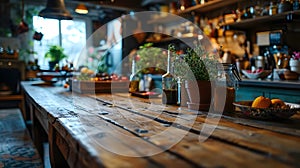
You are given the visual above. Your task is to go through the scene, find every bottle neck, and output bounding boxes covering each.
[167,50,171,73]
[131,59,136,74]
[130,59,138,81]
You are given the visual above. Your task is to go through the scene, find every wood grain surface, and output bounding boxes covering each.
[22,81,300,168]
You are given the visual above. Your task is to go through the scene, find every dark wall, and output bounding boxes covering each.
[0,0,11,36]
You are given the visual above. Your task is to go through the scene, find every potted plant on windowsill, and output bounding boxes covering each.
[45,45,68,70]
[173,44,219,111]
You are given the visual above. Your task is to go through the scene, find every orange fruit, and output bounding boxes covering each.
[271,98,285,108]
[251,96,271,108]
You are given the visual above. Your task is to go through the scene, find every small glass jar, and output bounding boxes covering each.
[214,63,241,113]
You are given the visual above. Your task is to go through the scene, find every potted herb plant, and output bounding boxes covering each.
[45,45,68,70]
[173,44,219,111]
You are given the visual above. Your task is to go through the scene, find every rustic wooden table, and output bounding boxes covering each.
[21,81,300,168]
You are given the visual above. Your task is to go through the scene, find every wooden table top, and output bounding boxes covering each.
[21,81,300,168]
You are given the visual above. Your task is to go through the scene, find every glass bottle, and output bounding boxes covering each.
[177,77,182,106]
[269,2,278,15]
[129,59,140,93]
[278,0,292,13]
[293,0,299,10]
[162,50,178,105]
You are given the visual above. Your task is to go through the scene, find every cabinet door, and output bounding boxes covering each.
[235,87,266,101]
[236,86,300,104]
[270,91,300,104]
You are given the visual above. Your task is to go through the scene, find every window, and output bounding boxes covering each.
[33,16,86,69]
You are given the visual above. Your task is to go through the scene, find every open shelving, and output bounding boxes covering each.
[222,10,300,32]
[178,0,240,14]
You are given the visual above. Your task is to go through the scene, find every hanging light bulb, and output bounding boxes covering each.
[39,0,72,20]
[75,3,88,14]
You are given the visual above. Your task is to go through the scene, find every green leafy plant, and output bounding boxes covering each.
[135,43,167,74]
[97,53,108,73]
[172,44,218,81]
[45,45,67,62]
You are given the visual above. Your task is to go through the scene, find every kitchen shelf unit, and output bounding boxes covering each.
[147,0,300,45]
[146,0,245,46]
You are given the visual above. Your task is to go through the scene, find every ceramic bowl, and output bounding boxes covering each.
[242,70,272,79]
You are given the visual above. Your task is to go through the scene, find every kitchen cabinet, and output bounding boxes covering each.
[236,79,300,104]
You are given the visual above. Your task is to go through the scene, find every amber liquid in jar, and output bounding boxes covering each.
[129,80,139,93]
[224,87,235,113]
[214,86,236,113]
[162,89,178,105]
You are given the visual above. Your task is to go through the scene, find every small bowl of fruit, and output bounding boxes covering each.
[233,96,300,120]
[242,69,272,79]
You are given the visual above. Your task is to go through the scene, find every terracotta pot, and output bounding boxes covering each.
[185,80,211,111]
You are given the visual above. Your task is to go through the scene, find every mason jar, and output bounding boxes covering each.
[214,63,241,113]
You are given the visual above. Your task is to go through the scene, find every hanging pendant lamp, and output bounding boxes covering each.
[39,0,73,20]
[75,3,88,14]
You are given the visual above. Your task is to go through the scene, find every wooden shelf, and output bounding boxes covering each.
[147,14,184,24]
[0,94,23,101]
[148,0,300,32]
[178,0,240,14]
[147,0,239,24]
[146,35,198,44]
[222,10,300,32]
